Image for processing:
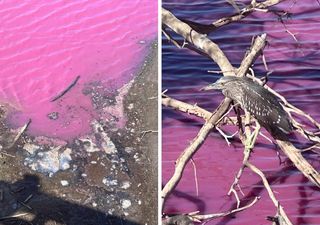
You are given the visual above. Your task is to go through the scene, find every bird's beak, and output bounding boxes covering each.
[200,83,218,91]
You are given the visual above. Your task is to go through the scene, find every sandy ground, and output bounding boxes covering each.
[0,42,158,225]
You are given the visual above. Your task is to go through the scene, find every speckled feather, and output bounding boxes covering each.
[219,76,292,134]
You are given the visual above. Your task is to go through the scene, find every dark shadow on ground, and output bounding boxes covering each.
[0,174,140,225]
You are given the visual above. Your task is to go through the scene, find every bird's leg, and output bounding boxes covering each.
[228,115,258,205]
[234,105,245,141]
[261,71,272,86]
[245,121,261,150]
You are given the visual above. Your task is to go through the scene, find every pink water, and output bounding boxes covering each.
[162,1,320,224]
[0,0,157,140]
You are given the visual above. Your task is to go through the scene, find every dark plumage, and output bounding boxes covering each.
[201,76,292,134]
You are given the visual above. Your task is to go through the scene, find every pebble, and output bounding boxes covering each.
[47,112,59,120]
[102,177,118,186]
[121,199,131,209]
[60,180,69,186]
[121,181,131,189]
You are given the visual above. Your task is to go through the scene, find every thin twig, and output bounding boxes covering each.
[246,162,293,224]
[190,158,199,196]
[141,130,158,138]
[51,75,80,102]
[0,213,29,221]
[6,119,31,149]
[216,127,238,146]
[192,196,260,221]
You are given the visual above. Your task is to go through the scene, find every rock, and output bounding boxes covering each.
[60,180,69,186]
[47,112,59,120]
[121,199,131,209]
[24,146,72,174]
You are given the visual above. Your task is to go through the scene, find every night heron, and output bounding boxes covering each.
[201,76,292,135]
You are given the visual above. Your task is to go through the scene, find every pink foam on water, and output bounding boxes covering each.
[0,0,157,140]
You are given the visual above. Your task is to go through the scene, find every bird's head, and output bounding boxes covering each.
[200,76,236,91]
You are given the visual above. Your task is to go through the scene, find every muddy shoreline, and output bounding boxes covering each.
[0,41,158,225]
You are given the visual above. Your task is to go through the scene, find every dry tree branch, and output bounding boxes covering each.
[275,139,320,187]
[179,0,287,35]
[190,158,199,196]
[161,8,268,211]
[162,93,247,126]
[161,9,272,219]
[237,34,267,77]
[230,119,293,224]
[162,94,309,223]
[161,3,320,224]
[162,29,185,49]
[228,118,260,208]
[162,91,297,222]
[162,6,274,216]
[162,196,260,225]
[162,94,212,121]
[246,162,292,225]
[212,0,287,29]
[6,119,31,149]
[163,92,320,188]
[0,213,30,221]
[162,8,238,210]
[161,98,232,210]
[162,8,236,77]
[191,196,260,221]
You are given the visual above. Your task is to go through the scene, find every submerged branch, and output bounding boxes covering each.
[51,75,80,102]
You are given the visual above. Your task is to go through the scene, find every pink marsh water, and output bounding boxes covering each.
[0,0,157,140]
[162,1,320,224]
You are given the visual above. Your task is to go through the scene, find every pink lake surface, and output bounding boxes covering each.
[0,0,157,140]
[163,0,320,224]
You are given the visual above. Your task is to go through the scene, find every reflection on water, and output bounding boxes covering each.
[162,1,320,224]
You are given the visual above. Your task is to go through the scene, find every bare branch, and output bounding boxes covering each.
[161,98,232,210]
[213,0,287,29]
[192,196,260,221]
[246,162,293,225]
[162,94,212,120]
[162,7,236,76]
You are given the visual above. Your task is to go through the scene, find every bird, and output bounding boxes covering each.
[201,76,293,135]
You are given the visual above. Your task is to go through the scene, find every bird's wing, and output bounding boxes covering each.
[243,85,292,133]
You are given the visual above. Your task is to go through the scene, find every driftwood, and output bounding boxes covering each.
[162,1,320,224]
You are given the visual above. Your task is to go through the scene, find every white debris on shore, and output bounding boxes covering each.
[23,145,72,174]
[60,180,69,186]
[102,177,118,186]
[121,199,131,209]
[80,120,117,154]
[121,181,131,189]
